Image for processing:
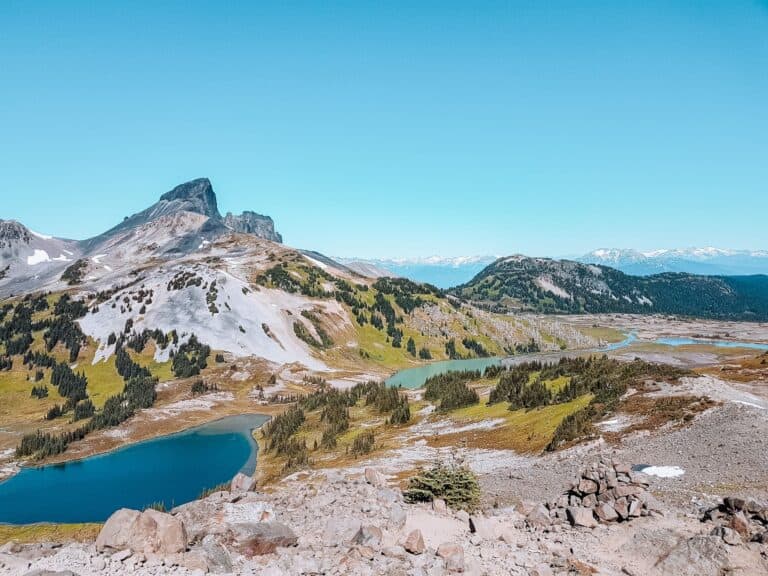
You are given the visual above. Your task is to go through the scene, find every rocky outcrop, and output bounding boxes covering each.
[95,508,187,556]
[703,496,768,546]
[224,211,282,243]
[528,458,663,529]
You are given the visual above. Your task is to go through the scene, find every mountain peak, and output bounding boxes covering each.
[158,178,219,219]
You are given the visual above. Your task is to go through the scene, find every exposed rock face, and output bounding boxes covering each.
[224,211,282,243]
[230,472,257,494]
[234,522,298,556]
[0,220,31,249]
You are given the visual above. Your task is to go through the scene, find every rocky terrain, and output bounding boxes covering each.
[2,455,767,576]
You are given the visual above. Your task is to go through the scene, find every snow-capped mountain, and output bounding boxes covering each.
[579,248,768,276]
[337,255,497,288]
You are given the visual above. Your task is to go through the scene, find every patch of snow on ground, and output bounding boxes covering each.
[91,254,107,264]
[535,276,571,300]
[303,255,328,270]
[597,415,633,432]
[640,465,685,478]
[27,249,50,265]
[51,253,72,262]
[144,392,235,419]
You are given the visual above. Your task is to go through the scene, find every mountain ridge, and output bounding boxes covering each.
[452,255,768,321]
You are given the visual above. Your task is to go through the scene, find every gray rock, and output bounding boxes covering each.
[230,472,257,493]
[436,543,465,573]
[595,502,619,522]
[655,536,730,575]
[566,507,597,528]
[234,522,298,556]
[526,504,552,529]
[403,529,426,555]
[364,468,387,488]
[201,535,232,573]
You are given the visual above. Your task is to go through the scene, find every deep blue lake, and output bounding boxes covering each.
[0,414,268,524]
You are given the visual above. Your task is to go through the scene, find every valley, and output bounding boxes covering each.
[1,179,767,575]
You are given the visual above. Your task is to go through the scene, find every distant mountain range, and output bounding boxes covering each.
[337,256,497,288]
[577,248,768,276]
[451,255,768,321]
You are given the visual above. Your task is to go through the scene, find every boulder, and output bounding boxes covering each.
[566,507,597,528]
[594,502,618,523]
[230,472,256,494]
[201,534,232,573]
[728,511,750,537]
[96,508,187,555]
[655,536,730,575]
[403,529,425,555]
[350,525,383,548]
[437,543,465,573]
[577,478,598,495]
[526,504,552,529]
[234,522,298,556]
[364,468,386,488]
[432,498,448,514]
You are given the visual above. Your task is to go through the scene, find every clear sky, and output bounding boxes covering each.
[1,1,766,258]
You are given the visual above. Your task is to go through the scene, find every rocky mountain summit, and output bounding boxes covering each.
[0,178,282,297]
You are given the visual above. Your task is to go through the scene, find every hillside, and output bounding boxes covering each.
[451,255,768,321]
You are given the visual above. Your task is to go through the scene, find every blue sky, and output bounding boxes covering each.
[1,1,766,258]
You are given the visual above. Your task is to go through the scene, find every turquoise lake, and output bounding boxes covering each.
[386,332,639,390]
[654,337,768,351]
[0,414,268,524]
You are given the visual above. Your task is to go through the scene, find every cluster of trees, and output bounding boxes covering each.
[44,316,86,362]
[167,270,203,291]
[30,384,48,399]
[349,430,375,457]
[171,335,210,378]
[262,405,306,454]
[50,362,87,405]
[191,379,219,396]
[61,259,88,285]
[0,354,11,370]
[424,370,480,412]
[462,338,490,358]
[299,310,333,348]
[126,328,170,353]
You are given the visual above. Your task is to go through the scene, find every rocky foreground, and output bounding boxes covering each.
[2,459,767,576]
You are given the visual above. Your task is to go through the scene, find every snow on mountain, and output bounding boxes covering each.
[580,247,768,276]
[337,255,497,288]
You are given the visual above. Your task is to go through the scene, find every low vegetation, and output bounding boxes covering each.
[403,461,480,511]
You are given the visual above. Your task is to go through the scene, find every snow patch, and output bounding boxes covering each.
[27,249,51,265]
[639,465,685,478]
[535,276,572,300]
[29,229,52,240]
[303,255,328,270]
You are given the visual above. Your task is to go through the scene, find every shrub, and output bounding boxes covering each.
[403,462,480,510]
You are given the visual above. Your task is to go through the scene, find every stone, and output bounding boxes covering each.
[230,472,257,493]
[711,526,742,546]
[202,534,232,573]
[723,497,746,514]
[614,498,629,520]
[628,499,642,518]
[728,511,751,537]
[91,556,107,571]
[455,510,470,523]
[566,507,597,528]
[112,549,133,562]
[96,508,187,555]
[628,471,650,485]
[595,502,619,522]
[578,478,598,494]
[613,462,631,475]
[403,529,426,555]
[432,498,448,514]
[383,545,408,559]
[389,504,407,528]
[437,543,465,573]
[526,504,552,529]
[614,484,643,499]
[96,509,141,552]
[235,522,298,556]
[364,468,387,487]
[654,536,730,576]
[356,545,375,560]
[351,525,383,547]
[582,494,597,508]
[323,517,361,546]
